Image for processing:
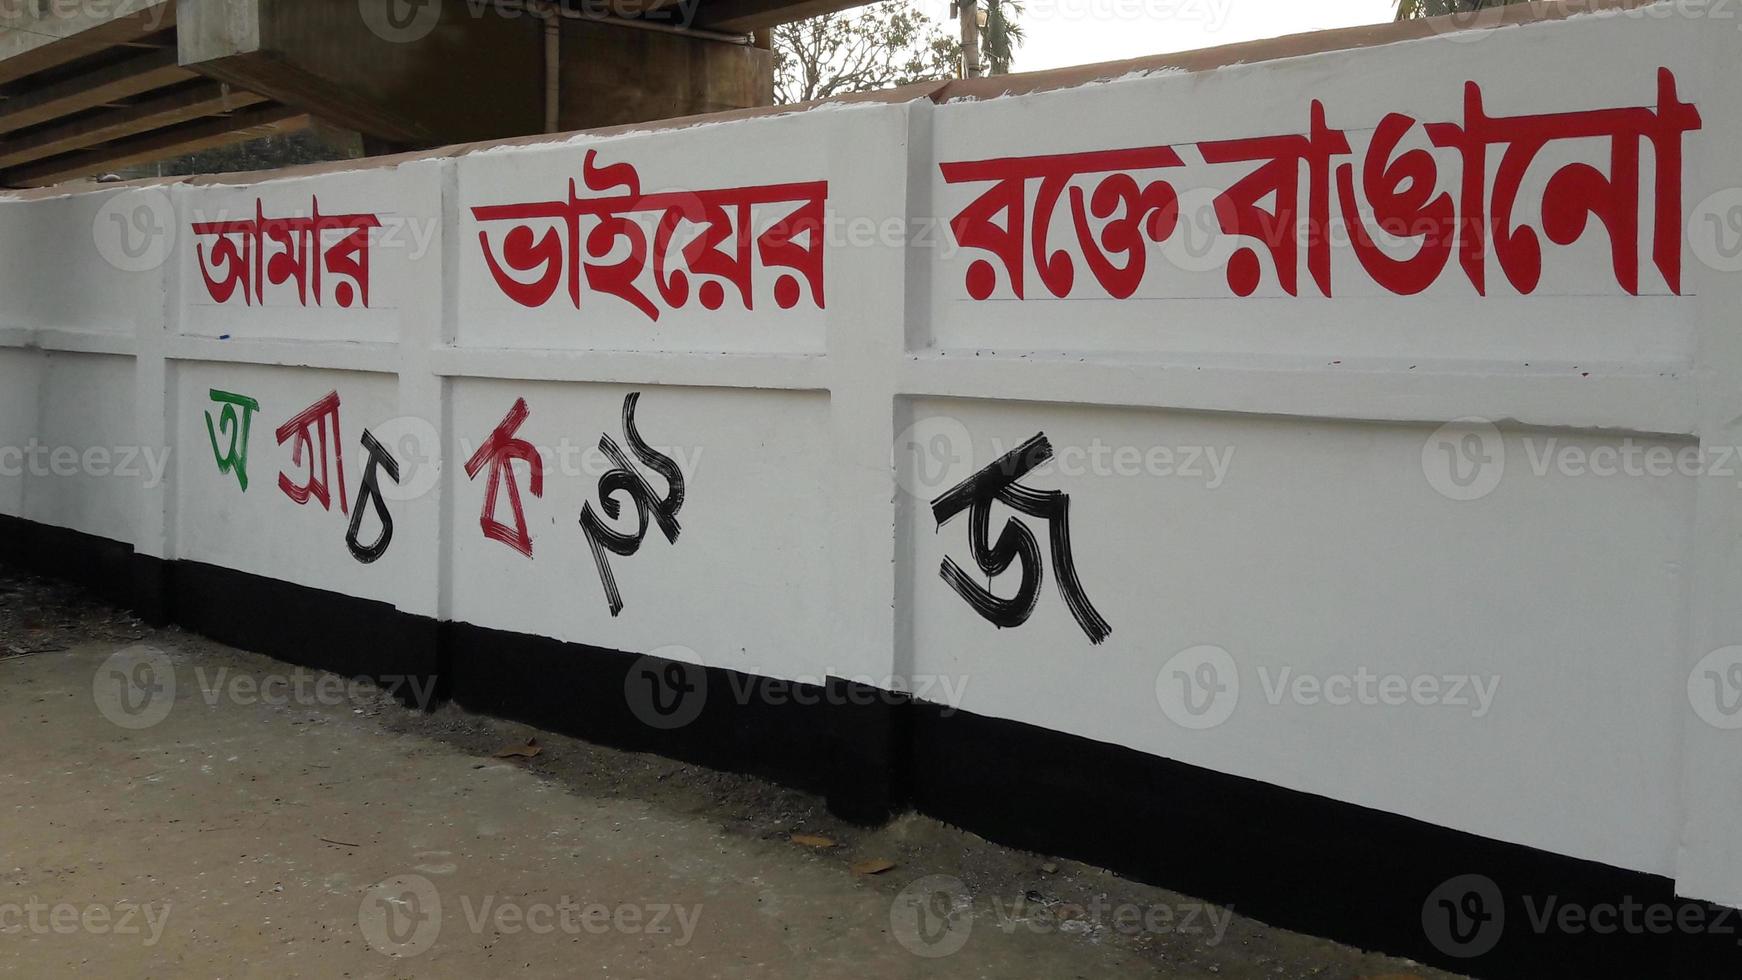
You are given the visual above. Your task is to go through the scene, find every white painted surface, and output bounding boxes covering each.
[175,166,439,343]
[170,362,410,606]
[2,4,1738,906]
[20,353,140,544]
[0,349,41,519]
[446,381,835,680]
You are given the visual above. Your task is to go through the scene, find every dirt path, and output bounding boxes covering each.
[0,572,1457,978]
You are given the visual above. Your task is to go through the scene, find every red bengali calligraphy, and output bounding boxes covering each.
[192,198,381,308]
[472,151,828,320]
[276,391,348,516]
[940,146,1184,301]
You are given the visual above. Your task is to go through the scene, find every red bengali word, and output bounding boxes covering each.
[193,199,380,308]
[472,150,827,321]
[941,67,1700,300]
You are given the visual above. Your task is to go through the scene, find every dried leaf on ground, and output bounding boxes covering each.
[492,738,542,760]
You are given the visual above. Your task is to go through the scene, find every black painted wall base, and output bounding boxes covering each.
[3,513,1737,978]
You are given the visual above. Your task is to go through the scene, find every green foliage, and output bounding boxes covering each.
[980,0,1025,76]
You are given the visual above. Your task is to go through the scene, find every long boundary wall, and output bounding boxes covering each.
[4,3,1742,974]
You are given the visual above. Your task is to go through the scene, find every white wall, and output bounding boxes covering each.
[3,1,1738,905]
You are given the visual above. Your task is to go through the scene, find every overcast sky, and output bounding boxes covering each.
[914,0,1401,73]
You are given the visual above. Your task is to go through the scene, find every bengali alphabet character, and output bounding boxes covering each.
[1335,112,1455,296]
[276,390,348,515]
[1198,100,1350,297]
[753,186,827,311]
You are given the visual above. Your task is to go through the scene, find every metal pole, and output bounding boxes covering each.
[958,0,981,78]
[541,2,561,134]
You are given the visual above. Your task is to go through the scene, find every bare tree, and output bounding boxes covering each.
[772,0,961,105]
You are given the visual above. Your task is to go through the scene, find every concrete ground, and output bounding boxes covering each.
[0,569,1459,978]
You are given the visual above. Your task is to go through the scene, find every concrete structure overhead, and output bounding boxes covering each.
[0,0,847,187]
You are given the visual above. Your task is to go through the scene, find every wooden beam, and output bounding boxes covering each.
[0,2,177,88]
[691,0,873,32]
[3,105,308,187]
[0,83,268,169]
[0,48,193,136]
